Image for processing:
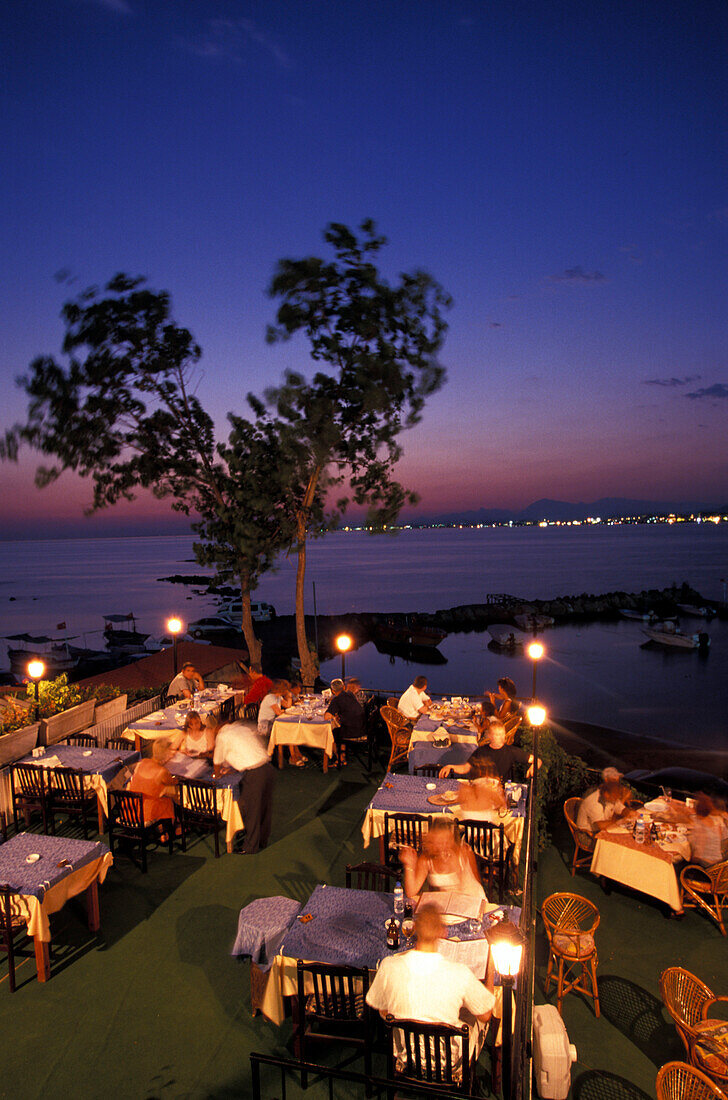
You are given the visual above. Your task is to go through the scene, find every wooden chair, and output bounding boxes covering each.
[108,790,173,872]
[0,884,30,994]
[11,763,51,835]
[177,779,223,858]
[62,733,98,748]
[542,892,600,1017]
[656,1062,728,1100]
[242,702,259,721]
[661,968,728,1085]
[345,862,398,892]
[387,698,399,710]
[563,796,596,876]
[503,714,522,744]
[681,861,728,938]
[457,819,507,903]
[384,1014,474,1097]
[218,696,236,724]
[413,764,440,778]
[295,960,372,1092]
[105,736,132,752]
[49,767,98,839]
[380,706,412,772]
[383,812,431,871]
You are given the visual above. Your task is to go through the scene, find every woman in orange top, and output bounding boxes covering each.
[128,738,179,839]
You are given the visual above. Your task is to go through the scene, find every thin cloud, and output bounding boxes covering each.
[550,266,606,284]
[81,0,133,12]
[643,375,701,388]
[187,17,290,67]
[685,383,728,401]
[619,244,643,264]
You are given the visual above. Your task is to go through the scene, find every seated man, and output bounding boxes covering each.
[258,679,306,767]
[576,768,630,833]
[398,675,432,721]
[366,905,495,1067]
[346,676,368,706]
[440,722,539,783]
[168,662,204,700]
[324,678,365,766]
[243,663,273,709]
[211,717,276,854]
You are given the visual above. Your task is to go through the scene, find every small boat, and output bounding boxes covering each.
[103,613,149,653]
[619,608,656,622]
[677,603,716,620]
[371,616,447,649]
[641,621,711,651]
[5,633,79,675]
[487,624,528,650]
[514,613,554,632]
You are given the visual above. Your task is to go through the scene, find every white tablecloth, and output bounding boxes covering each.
[591,825,690,912]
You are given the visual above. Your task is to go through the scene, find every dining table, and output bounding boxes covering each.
[408,712,480,774]
[267,696,336,772]
[362,773,528,869]
[251,883,518,1030]
[0,831,113,981]
[15,744,140,832]
[590,806,692,913]
[164,751,245,851]
[123,688,243,750]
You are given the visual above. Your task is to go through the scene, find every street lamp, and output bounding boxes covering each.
[335,633,353,680]
[526,641,544,702]
[27,659,45,722]
[167,617,183,676]
[488,920,525,1100]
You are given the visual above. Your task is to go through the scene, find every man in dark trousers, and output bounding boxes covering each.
[324,678,364,766]
[211,718,275,853]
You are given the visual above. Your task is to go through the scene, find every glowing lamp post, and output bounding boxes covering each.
[335,633,353,680]
[526,641,544,702]
[488,920,525,1100]
[167,617,183,676]
[27,659,45,722]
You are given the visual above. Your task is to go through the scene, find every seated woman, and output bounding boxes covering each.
[399,818,486,901]
[174,710,215,759]
[486,676,519,721]
[689,793,728,868]
[457,760,507,822]
[128,738,179,842]
[473,697,498,744]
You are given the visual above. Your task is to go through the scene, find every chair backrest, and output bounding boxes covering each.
[542,892,600,938]
[111,789,145,829]
[563,797,595,852]
[106,737,131,752]
[503,714,522,744]
[12,763,46,797]
[53,767,85,799]
[380,705,410,734]
[64,733,98,748]
[296,959,369,1021]
[384,812,431,854]
[707,861,728,893]
[345,862,397,892]
[180,779,219,818]
[385,1014,470,1093]
[457,819,506,901]
[660,968,715,1031]
[656,1061,728,1100]
[387,698,399,709]
[413,765,440,778]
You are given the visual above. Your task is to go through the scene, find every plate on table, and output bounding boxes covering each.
[25,854,41,864]
[428,791,459,807]
[82,750,93,757]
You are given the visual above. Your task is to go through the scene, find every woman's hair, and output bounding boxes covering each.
[695,793,715,818]
[481,697,496,718]
[152,737,172,763]
[425,818,459,847]
[498,677,517,698]
[473,759,500,783]
[183,710,203,733]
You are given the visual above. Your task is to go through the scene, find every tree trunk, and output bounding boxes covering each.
[293,464,322,689]
[239,571,262,666]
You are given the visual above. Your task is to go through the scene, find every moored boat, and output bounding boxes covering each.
[487,624,528,649]
[619,608,655,622]
[371,616,447,648]
[5,633,79,675]
[103,613,149,653]
[641,621,711,651]
[677,603,716,620]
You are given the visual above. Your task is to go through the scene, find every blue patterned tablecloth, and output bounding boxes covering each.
[408,742,477,774]
[166,752,244,793]
[368,773,462,814]
[19,745,140,782]
[0,832,110,899]
[415,716,476,737]
[232,896,302,964]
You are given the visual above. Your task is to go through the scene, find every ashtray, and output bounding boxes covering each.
[425,782,436,790]
[82,750,93,757]
[432,738,450,748]
[25,854,41,864]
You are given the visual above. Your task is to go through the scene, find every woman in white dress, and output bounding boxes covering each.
[400,818,486,900]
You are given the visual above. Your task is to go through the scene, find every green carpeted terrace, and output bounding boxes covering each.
[2,754,727,1099]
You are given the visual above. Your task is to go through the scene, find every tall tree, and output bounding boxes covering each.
[0,274,289,663]
[264,219,451,685]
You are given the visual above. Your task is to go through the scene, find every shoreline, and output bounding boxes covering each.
[552,717,728,779]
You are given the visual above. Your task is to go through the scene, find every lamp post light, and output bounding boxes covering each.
[488,920,525,1100]
[335,633,353,681]
[167,617,183,676]
[27,659,45,723]
[526,641,544,702]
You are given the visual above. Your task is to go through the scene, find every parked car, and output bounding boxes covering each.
[144,632,209,652]
[219,600,276,623]
[188,616,240,639]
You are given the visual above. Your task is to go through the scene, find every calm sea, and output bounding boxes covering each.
[1,524,727,751]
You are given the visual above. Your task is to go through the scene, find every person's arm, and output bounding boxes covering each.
[192,671,205,692]
[158,766,179,799]
[400,847,428,896]
[439,763,471,778]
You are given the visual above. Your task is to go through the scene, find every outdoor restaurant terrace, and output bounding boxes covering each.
[1,668,727,1100]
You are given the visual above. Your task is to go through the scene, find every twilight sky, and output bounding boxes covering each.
[2,0,728,537]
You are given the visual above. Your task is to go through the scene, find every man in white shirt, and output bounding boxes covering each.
[366,905,494,1068]
[212,720,275,853]
[168,663,204,700]
[398,676,432,721]
[576,768,629,834]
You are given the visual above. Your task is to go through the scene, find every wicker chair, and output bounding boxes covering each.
[542,892,600,1017]
[656,1062,728,1100]
[660,968,728,1085]
[380,705,412,772]
[563,797,596,876]
[681,861,728,938]
[503,714,522,745]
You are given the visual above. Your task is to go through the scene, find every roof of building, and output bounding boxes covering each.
[76,641,249,691]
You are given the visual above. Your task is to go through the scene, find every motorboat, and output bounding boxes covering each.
[641,621,710,651]
[103,613,149,653]
[619,608,656,622]
[5,632,79,675]
[371,616,447,648]
[677,603,716,620]
[487,624,528,650]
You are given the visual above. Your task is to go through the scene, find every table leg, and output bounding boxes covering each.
[135,734,142,752]
[97,796,105,835]
[227,840,233,853]
[322,753,328,774]
[86,880,100,932]
[34,937,51,982]
[379,835,386,864]
[277,746,284,769]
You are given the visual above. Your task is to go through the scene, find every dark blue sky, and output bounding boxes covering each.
[2,0,728,536]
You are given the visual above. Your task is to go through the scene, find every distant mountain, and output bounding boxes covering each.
[414,497,714,525]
